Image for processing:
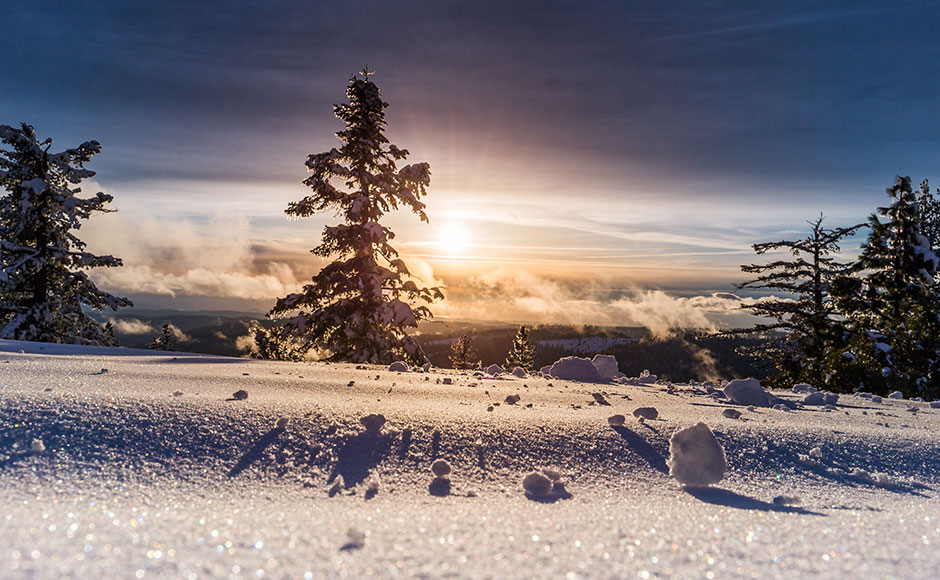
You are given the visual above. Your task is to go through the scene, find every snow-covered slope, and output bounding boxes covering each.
[1,340,938,579]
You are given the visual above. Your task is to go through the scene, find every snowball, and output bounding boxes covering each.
[808,447,823,459]
[431,459,451,477]
[722,378,769,407]
[607,414,626,426]
[485,364,505,376]
[667,423,727,487]
[232,389,248,400]
[522,472,553,496]
[30,438,45,452]
[511,366,526,378]
[722,408,741,419]
[388,361,408,372]
[360,413,386,434]
[888,391,903,399]
[632,407,658,420]
[548,357,602,382]
[591,354,619,380]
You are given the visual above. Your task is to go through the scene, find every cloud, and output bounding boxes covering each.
[81,210,304,300]
[106,318,156,335]
[436,268,777,337]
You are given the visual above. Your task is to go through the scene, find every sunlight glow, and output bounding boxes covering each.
[436,221,472,256]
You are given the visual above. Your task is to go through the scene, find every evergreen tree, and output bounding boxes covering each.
[269,70,442,364]
[148,324,176,351]
[836,176,940,398]
[248,322,312,362]
[449,334,479,370]
[733,216,863,389]
[504,325,536,370]
[916,179,940,251]
[0,124,131,344]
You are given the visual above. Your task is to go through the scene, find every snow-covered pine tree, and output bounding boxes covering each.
[836,176,940,398]
[449,334,479,370]
[504,325,535,371]
[916,179,940,250]
[733,216,863,390]
[0,124,130,345]
[269,70,443,364]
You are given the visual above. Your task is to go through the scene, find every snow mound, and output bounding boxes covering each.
[591,354,619,380]
[803,391,839,406]
[722,408,741,419]
[548,357,602,382]
[607,414,626,426]
[888,391,904,399]
[511,366,526,378]
[668,423,727,487]
[388,361,408,372]
[617,370,657,386]
[360,414,386,434]
[485,364,505,376]
[722,378,770,407]
[430,459,451,477]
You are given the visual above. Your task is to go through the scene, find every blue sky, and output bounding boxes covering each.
[2,0,939,324]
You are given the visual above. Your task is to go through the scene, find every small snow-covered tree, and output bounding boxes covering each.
[148,324,176,351]
[269,70,442,364]
[916,179,940,251]
[0,124,130,345]
[835,176,940,398]
[247,322,312,362]
[504,325,535,370]
[449,334,479,370]
[732,216,863,389]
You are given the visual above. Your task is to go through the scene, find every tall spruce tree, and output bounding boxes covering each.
[836,176,940,398]
[505,325,535,370]
[733,216,863,389]
[0,124,130,345]
[269,71,442,364]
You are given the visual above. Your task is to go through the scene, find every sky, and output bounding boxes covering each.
[2,0,939,328]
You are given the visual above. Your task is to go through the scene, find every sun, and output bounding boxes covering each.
[436,221,472,255]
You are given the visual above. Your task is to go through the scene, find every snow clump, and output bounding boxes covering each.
[591,354,619,381]
[430,459,451,478]
[360,413,386,434]
[607,414,626,427]
[511,366,526,378]
[30,438,45,452]
[522,472,553,497]
[667,423,727,487]
[485,364,505,376]
[549,357,601,382]
[722,408,741,419]
[388,361,408,372]
[632,407,658,420]
[722,378,770,407]
[888,391,904,399]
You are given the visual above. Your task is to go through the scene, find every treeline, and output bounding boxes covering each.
[728,177,940,399]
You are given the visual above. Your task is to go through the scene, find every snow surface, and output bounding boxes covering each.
[1,340,940,579]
